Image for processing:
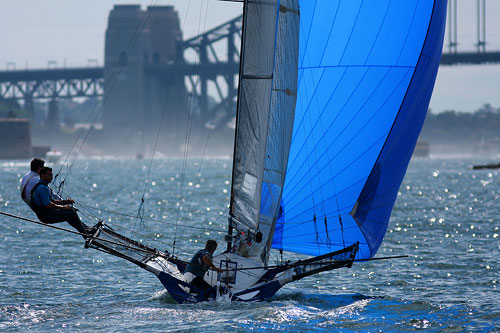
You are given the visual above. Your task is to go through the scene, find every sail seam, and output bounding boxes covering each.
[299,65,415,70]
[254,0,282,245]
[351,0,439,257]
[285,66,400,190]
[241,74,273,79]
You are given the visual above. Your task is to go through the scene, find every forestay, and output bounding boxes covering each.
[230,0,299,263]
[273,0,447,259]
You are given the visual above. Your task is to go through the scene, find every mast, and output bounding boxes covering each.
[227,0,249,252]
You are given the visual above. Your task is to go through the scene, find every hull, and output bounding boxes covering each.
[83,224,357,304]
[156,271,285,304]
[151,244,358,304]
[152,252,289,304]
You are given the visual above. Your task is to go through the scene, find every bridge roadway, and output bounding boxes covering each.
[0,67,104,100]
[0,62,240,101]
[0,67,103,82]
[1,50,499,101]
[440,51,500,65]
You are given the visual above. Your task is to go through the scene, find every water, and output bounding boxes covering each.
[0,156,499,331]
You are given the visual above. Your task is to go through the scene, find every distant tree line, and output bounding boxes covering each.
[420,104,500,149]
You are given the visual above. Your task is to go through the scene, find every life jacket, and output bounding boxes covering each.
[185,249,211,278]
[20,172,38,205]
[29,181,50,217]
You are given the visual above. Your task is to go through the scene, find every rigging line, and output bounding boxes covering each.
[103,221,174,249]
[40,189,161,248]
[67,48,149,193]
[52,183,227,233]
[132,0,196,236]
[75,209,99,225]
[49,185,104,224]
[175,206,230,258]
[0,211,160,257]
[62,196,206,250]
[74,201,227,233]
[173,0,211,255]
[175,47,234,252]
[181,18,238,226]
[219,255,409,272]
[54,2,157,189]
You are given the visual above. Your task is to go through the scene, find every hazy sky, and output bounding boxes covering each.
[1,0,499,113]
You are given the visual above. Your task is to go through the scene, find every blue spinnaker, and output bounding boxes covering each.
[272,0,447,259]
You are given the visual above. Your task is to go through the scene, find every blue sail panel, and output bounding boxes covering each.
[354,1,448,256]
[272,0,447,259]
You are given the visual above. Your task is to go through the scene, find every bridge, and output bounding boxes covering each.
[441,0,500,65]
[1,1,499,123]
[0,14,241,126]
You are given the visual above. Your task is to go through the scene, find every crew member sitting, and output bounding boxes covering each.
[30,166,90,237]
[21,158,63,206]
[184,240,223,292]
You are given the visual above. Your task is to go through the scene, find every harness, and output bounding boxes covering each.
[20,173,38,205]
[30,182,50,217]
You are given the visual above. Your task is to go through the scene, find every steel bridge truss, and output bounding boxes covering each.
[180,15,242,121]
[0,68,104,104]
[1,77,104,101]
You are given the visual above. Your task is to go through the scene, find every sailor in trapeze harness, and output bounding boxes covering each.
[184,240,223,292]
[29,166,93,237]
[20,158,64,205]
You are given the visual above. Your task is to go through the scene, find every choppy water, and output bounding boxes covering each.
[0,156,499,331]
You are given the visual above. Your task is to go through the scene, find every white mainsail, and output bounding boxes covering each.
[230,0,299,263]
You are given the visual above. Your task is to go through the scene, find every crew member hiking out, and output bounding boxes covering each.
[30,167,91,237]
[184,240,223,292]
[20,158,45,206]
[21,158,64,206]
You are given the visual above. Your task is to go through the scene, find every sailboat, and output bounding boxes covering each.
[83,0,447,303]
[3,0,447,304]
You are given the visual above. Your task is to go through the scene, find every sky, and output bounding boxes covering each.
[1,0,499,113]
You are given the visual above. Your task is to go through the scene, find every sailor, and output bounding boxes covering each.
[30,166,90,237]
[20,158,45,206]
[20,158,63,206]
[184,240,223,292]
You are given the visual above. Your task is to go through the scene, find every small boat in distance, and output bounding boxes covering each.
[46,149,62,163]
[473,162,500,170]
